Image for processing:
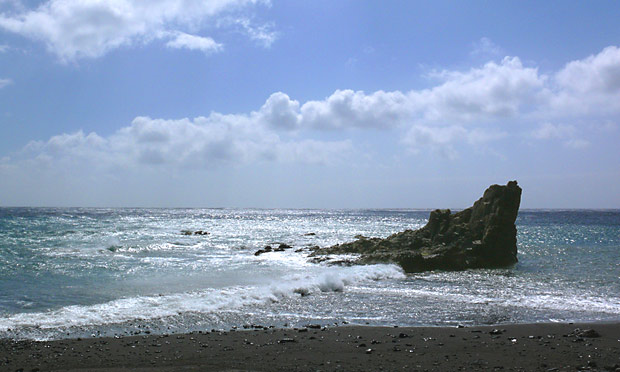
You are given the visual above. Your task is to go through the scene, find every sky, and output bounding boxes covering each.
[0,0,619,208]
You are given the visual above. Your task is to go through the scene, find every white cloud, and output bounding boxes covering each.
[556,46,620,94]
[0,0,269,61]
[300,89,412,130]
[470,37,504,58]
[564,138,590,149]
[234,17,278,48]
[165,32,222,54]
[531,122,576,140]
[419,56,545,123]
[293,56,544,134]
[0,78,12,88]
[5,45,620,170]
[402,125,506,158]
[8,101,352,173]
[258,92,301,130]
[550,46,620,114]
[531,122,589,149]
[404,125,467,147]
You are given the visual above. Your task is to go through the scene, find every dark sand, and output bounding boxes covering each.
[1,323,619,371]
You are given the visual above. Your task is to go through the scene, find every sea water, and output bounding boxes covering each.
[0,208,618,340]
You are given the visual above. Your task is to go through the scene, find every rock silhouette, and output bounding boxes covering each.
[311,181,522,272]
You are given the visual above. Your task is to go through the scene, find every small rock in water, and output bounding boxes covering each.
[254,245,274,256]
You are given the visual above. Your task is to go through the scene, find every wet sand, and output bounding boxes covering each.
[1,322,619,371]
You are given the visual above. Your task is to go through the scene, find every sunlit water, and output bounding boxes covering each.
[0,208,619,340]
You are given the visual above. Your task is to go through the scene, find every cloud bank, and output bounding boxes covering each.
[2,46,620,176]
[0,0,274,61]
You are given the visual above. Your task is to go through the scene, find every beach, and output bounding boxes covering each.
[2,322,619,371]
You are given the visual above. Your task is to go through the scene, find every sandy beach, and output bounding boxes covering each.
[1,322,619,371]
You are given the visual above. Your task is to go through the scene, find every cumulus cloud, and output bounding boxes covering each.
[165,32,222,54]
[0,0,271,61]
[5,44,620,171]
[550,46,620,114]
[258,92,301,130]
[8,106,352,173]
[290,47,617,154]
[297,57,544,132]
[556,46,620,94]
[420,56,545,123]
[300,89,411,130]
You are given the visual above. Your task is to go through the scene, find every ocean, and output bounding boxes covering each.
[0,208,618,341]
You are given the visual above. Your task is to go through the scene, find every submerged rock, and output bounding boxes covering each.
[181,230,210,236]
[255,243,294,255]
[311,181,522,272]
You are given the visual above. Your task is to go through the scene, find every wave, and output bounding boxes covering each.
[365,286,620,315]
[0,264,404,337]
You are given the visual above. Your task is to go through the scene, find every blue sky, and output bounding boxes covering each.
[1,0,619,208]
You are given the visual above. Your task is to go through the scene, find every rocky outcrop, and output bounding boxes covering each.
[310,181,522,272]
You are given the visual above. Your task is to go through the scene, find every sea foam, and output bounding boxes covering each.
[0,264,404,339]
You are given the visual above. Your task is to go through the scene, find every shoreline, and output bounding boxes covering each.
[2,322,619,371]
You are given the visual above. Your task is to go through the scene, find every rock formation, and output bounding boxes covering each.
[310,181,522,273]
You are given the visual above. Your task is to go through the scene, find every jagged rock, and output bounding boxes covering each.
[310,181,522,272]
